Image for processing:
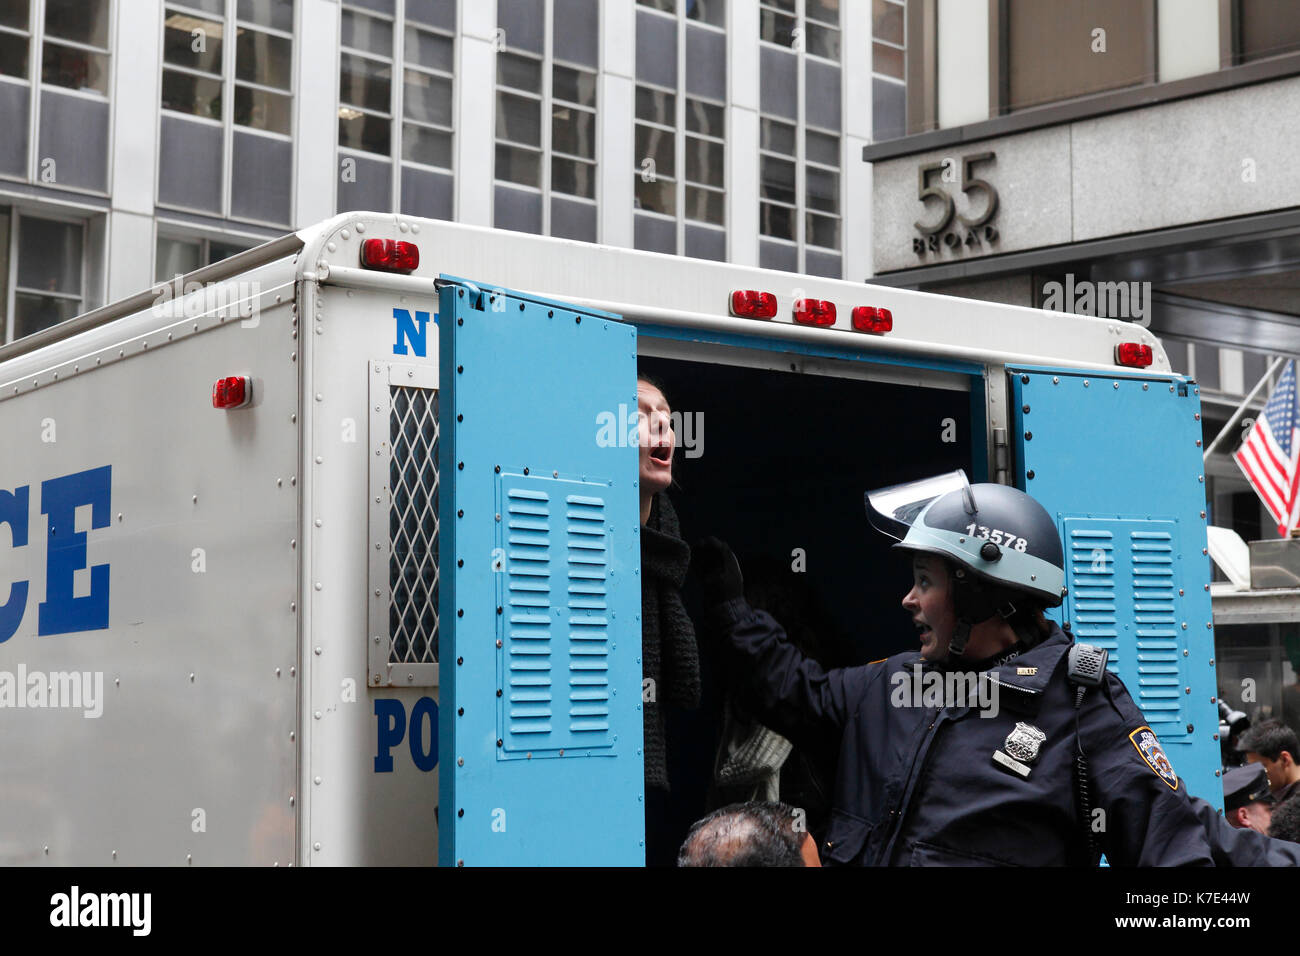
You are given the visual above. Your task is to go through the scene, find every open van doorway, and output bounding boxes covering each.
[636,345,979,863]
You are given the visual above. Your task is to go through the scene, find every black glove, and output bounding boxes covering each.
[693,536,744,605]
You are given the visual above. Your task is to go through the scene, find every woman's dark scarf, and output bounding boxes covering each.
[641,492,702,791]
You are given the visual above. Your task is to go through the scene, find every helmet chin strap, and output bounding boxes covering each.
[947,569,1018,659]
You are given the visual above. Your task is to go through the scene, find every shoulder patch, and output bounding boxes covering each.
[1129,726,1179,790]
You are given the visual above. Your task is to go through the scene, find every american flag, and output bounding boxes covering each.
[1234,358,1300,536]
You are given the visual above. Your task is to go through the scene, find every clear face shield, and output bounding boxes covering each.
[863,470,975,541]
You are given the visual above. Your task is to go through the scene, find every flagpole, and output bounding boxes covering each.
[1202,355,1289,463]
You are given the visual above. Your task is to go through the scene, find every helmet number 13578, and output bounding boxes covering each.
[967,524,1028,552]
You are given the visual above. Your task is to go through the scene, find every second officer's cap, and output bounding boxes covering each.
[1223,764,1275,812]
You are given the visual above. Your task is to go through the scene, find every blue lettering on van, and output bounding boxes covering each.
[0,485,30,644]
[393,308,435,357]
[374,695,439,772]
[0,466,111,642]
[39,465,112,636]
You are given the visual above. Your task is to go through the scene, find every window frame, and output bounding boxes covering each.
[5,207,88,345]
[157,0,297,227]
[336,0,459,217]
[634,0,726,257]
[0,0,116,197]
[758,0,839,273]
[493,0,599,239]
[153,226,258,285]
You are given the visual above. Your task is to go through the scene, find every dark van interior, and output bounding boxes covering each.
[637,352,978,864]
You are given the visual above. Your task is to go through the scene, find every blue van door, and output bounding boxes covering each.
[436,277,645,866]
[1008,368,1220,804]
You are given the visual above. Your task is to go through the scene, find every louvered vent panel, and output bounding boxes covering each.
[498,474,616,757]
[504,486,553,746]
[1130,529,1182,731]
[1062,517,1187,739]
[1067,527,1118,663]
[566,494,611,737]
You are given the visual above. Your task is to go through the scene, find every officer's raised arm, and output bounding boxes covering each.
[694,536,864,737]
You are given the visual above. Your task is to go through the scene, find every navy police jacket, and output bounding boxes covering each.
[713,599,1215,866]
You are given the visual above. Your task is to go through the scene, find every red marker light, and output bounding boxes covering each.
[851,306,893,334]
[360,238,420,274]
[730,290,778,319]
[1115,343,1154,368]
[212,375,252,409]
[793,298,837,327]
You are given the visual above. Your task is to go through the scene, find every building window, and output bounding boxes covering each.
[758,0,840,278]
[2,210,85,343]
[0,0,112,191]
[633,0,726,260]
[1236,0,1300,64]
[155,233,254,284]
[159,0,297,226]
[1002,0,1153,114]
[871,0,905,142]
[337,0,457,221]
[494,0,599,242]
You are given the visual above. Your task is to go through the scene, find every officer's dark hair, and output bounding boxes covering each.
[1269,797,1300,843]
[1236,719,1300,764]
[677,801,806,867]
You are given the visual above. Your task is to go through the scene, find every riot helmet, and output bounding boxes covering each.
[865,471,1066,656]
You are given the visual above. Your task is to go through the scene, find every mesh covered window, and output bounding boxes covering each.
[370,362,439,686]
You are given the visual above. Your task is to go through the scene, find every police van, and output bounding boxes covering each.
[0,212,1220,866]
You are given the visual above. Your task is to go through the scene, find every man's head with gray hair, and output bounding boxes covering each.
[677,801,811,867]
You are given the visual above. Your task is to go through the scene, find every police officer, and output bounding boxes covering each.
[1222,764,1275,834]
[695,472,1215,866]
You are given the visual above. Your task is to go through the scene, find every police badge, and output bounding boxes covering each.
[992,722,1046,778]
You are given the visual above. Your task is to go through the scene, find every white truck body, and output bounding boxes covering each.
[0,212,1206,866]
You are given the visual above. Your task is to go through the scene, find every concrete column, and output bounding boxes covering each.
[107,0,163,300]
[726,0,759,266]
[1158,0,1218,82]
[456,0,498,226]
[936,0,989,128]
[294,0,342,228]
[599,0,635,247]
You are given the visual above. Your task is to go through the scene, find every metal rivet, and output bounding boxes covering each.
[458,461,464,470]
[496,639,503,647]
[1052,377,1059,384]
[1194,413,1200,421]
[1024,431,1032,440]
[1026,470,1035,479]
[457,365,463,373]
[457,509,464,517]
[1113,382,1119,389]
[457,657,463,665]
[457,609,464,617]
[458,808,464,817]
[1083,380,1090,387]
[1022,405,1030,413]
[1185,687,1191,694]
[1021,374,1029,384]
[458,707,464,716]
[1142,383,1149,391]
[497,689,502,697]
